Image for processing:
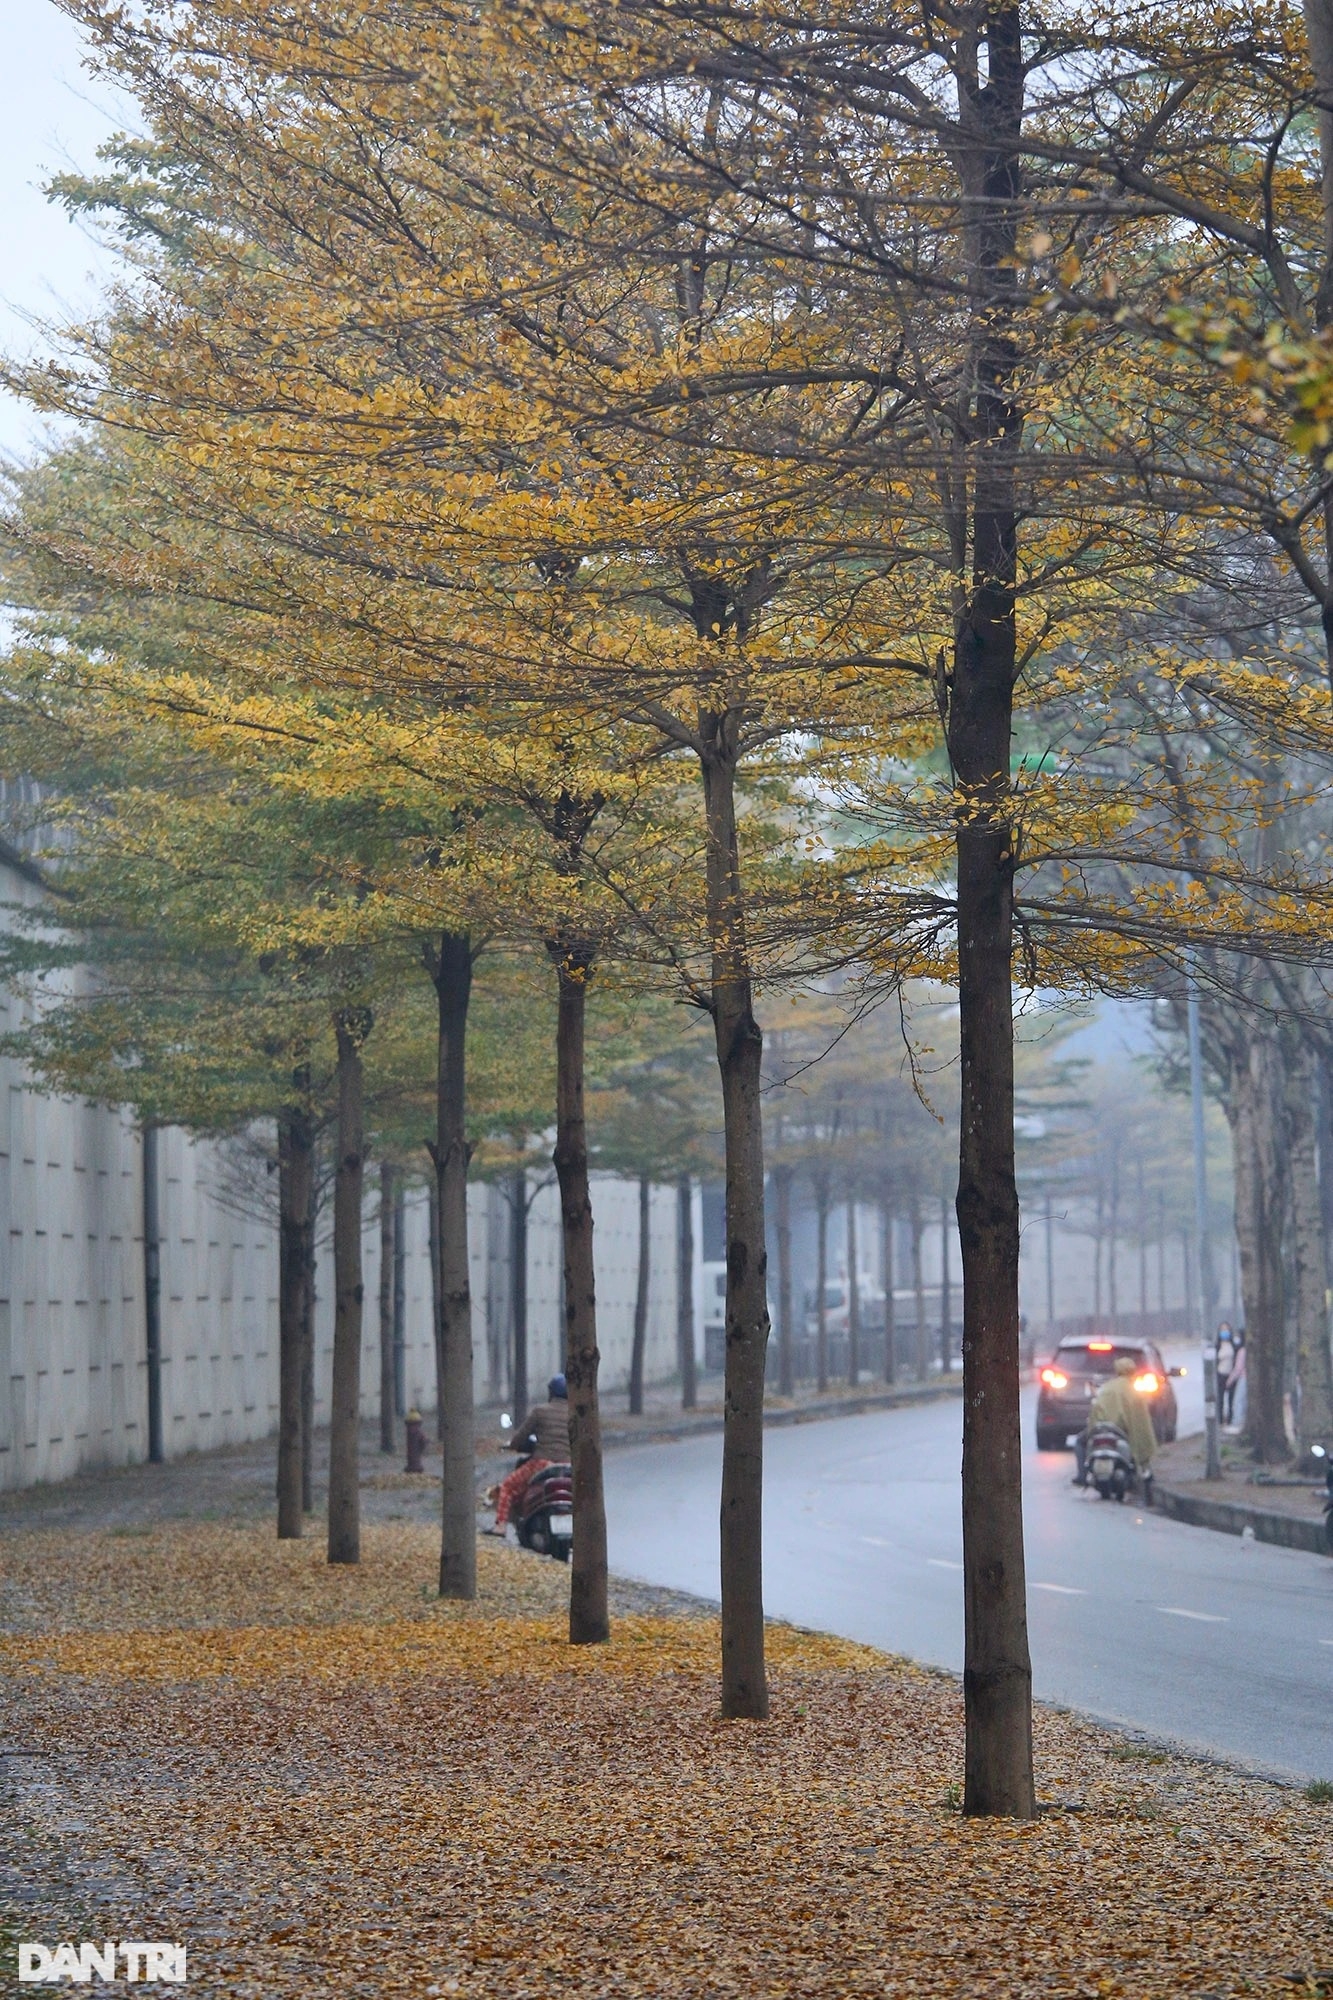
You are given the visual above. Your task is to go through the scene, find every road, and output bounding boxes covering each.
[604,1363,1333,1780]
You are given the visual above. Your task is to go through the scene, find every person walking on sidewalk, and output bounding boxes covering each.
[1215,1323,1237,1427]
[1223,1332,1246,1430]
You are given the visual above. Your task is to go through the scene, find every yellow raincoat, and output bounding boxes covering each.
[1087,1362,1157,1472]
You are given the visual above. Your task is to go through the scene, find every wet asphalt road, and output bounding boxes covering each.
[603,1366,1333,1781]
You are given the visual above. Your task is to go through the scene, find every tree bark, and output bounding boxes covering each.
[629,1173,651,1414]
[328,1009,369,1567]
[846,1196,861,1386]
[392,1178,406,1418]
[428,931,476,1599]
[300,1155,317,1516]
[774,1164,795,1395]
[1229,1034,1290,1462]
[699,719,770,1720]
[141,1123,163,1467]
[379,1161,397,1455]
[1286,1036,1333,1460]
[677,1174,698,1409]
[549,936,610,1645]
[948,1,1035,1819]
[277,1088,314,1538]
[881,1196,897,1384]
[510,1170,529,1418]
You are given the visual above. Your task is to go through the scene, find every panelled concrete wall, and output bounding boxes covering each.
[2,1125,688,1492]
[0,852,690,1491]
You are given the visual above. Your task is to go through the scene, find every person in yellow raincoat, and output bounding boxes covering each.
[1074,1356,1157,1494]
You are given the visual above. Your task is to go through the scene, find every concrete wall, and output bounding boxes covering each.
[0,861,690,1490]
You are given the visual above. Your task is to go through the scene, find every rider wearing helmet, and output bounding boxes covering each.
[489,1375,570,1532]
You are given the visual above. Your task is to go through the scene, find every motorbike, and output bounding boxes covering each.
[1085,1421,1138,1503]
[515,1462,573,1560]
[514,1454,574,1562]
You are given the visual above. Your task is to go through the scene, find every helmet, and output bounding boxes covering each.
[548,1373,567,1400]
[1114,1356,1136,1376]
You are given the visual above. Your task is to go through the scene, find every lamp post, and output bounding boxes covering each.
[1187,974,1221,1480]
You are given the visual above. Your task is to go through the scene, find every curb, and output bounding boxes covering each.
[599,1378,964,1450]
[1152,1480,1329,1556]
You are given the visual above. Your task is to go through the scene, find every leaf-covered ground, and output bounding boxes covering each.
[2,1521,1330,1998]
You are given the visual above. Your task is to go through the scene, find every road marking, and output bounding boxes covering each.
[859,1535,893,1549]
[1156,1606,1227,1623]
[1319,1640,1333,1648]
[927,1558,963,1571]
[1031,1582,1087,1596]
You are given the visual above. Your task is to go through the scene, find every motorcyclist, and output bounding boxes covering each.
[1074,1355,1157,1496]
[488,1374,570,1533]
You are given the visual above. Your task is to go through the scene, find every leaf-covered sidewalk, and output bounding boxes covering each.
[2,1522,1330,1998]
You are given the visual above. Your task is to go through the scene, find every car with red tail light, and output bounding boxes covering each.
[1035,1338,1182,1452]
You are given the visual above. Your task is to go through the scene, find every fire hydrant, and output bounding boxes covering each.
[404,1408,425,1474]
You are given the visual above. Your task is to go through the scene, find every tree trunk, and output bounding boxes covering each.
[774,1164,795,1395]
[881,1196,896,1384]
[549,937,610,1645]
[846,1196,861,1386]
[511,1169,529,1418]
[629,1173,651,1414]
[393,1178,406,1418]
[1229,1035,1290,1462]
[1299,0,1333,682]
[141,1123,163,1467]
[910,1189,927,1380]
[815,1185,829,1391]
[1285,1037,1333,1460]
[379,1161,396,1455]
[677,1174,698,1410]
[428,931,476,1599]
[947,2,1034,1819]
[300,1155,317,1516]
[277,1089,314,1538]
[699,723,770,1720]
[328,1009,369,1567]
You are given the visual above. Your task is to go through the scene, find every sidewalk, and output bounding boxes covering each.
[1152,1430,1330,1556]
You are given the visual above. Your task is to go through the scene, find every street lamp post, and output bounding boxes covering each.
[1187,974,1221,1481]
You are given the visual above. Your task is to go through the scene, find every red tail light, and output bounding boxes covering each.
[1132,1371,1160,1395]
[1040,1367,1068,1390]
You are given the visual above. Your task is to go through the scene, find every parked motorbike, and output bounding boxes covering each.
[515,1459,574,1561]
[1310,1443,1333,1553]
[1085,1421,1138,1503]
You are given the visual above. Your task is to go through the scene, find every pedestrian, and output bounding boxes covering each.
[1223,1332,1246,1430]
[1215,1322,1237,1426]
